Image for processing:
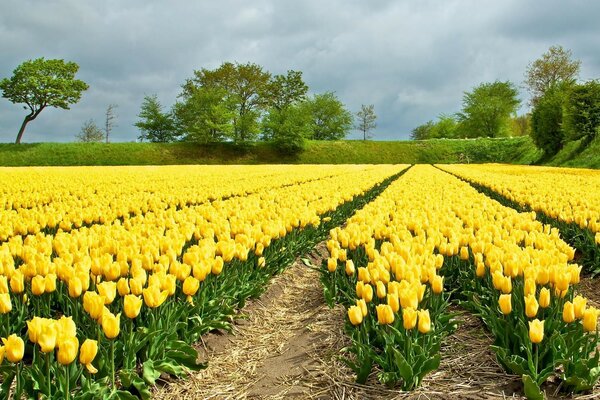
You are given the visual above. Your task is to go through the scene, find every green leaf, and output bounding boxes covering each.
[142,360,161,385]
[522,374,544,400]
[393,348,414,384]
[418,354,441,380]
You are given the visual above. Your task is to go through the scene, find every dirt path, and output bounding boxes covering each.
[153,246,599,400]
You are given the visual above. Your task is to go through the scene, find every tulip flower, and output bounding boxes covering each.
[10,271,25,294]
[102,312,121,339]
[31,275,46,296]
[57,336,79,365]
[417,309,431,334]
[97,281,117,305]
[376,281,386,299]
[0,276,8,294]
[257,257,266,268]
[2,334,24,363]
[376,304,394,325]
[524,294,539,318]
[79,339,99,373]
[528,319,544,344]
[400,288,418,310]
[162,274,177,296]
[212,256,225,274]
[582,307,599,332]
[327,258,337,273]
[38,323,57,353]
[0,345,4,364]
[129,278,143,296]
[183,276,200,297]
[563,301,576,323]
[523,278,536,297]
[498,294,512,315]
[362,284,373,303]
[44,274,57,293]
[67,277,83,298]
[345,260,355,276]
[142,285,169,308]
[573,295,587,319]
[355,281,364,298]
[348,305,363,326]
[0,293,12,314]
[56,316,77,343]
[431,275,444,294]
[538,287,550,309]
[356,299,368,317]
[387,294,400,313]
[117,278,130,297]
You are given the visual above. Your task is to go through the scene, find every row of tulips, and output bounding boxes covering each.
[0,165,370,241]
[0,164,408,399]
[437,164,600,275]
[322,165,599,399]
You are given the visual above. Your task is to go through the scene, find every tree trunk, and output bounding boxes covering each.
[15,115,32,144]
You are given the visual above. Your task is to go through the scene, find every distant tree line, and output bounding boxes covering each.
[411,45,600,158]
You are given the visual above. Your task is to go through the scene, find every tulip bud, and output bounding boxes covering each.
[355,281,364,298]
[117,278,130,297]
[101,312,121,339]
[2,334,24,363]
[500,276,512,294]
[124,294,143,319]
[555,271,570,292]
[563,301,576,323]
[31,275,46,296]
[524,294,539,319]
[44,274,57,293]
[68,277,83,298]
[528,319,544,344]
[327,258,337,273]
[498,294,512,315]
[345,260,355,276]
[362,284,373,303]
[376,281,386,299]
[538,287,551,308]
[356,299,368,317]
[10,271,25,294]
[387,294,400,313]
[348,305,363,326]
[431,275,444,294]
[57,336,79,365]
[523,278,536,297]
[183,276,200,297]
[0,293,12,314]
[418,309,431,334]
[257,257,266,268]
[129,278,143,296]
[583,307,599,332]
[573,295,587,319]
[403,307,417,330]
[79,339,99,374]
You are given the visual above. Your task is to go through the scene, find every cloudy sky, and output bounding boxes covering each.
[1,0,599,142]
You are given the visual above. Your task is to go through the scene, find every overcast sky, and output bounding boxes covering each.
[1,0,599,143]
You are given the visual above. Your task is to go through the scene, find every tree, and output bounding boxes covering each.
[306,92,353,140]
[525,45,580,106]
[510,114,531,137]
[457,81,520,138]
[355,104,377,140]
[530,84,566,155]
[564,80,600,144]
[266,70,308,110]
[0,58,88,144]
[262,103,312,153]
[185,62,271,143]
[135,95,177,143]
[75,119,104,142]
[174,86,235,143]
[410,121,435,140]
[104,104,118,143]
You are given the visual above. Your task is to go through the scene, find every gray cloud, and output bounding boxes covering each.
[1,0,599,142]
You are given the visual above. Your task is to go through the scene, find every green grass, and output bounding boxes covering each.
[0,136,542,166]
[545,136,600,169]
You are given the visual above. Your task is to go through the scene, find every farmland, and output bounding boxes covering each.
[0,164,599,399]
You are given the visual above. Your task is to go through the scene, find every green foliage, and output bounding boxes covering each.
[174,87,235,143]
[0,57,89,143]
[355,104,377,140]
[411,115,459,140]
[510,114,531,137]
[262,103,312,154]
[564,80,600,143]
[410,121,435,140]
[457,81,520,138]
[135,95,177,143]
[266,70,308,110]
[306,92,353,140]
[531,84,567,155]
[525,45,581,105]
[75,119,105,143]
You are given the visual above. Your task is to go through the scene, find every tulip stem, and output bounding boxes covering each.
[46,353,51,398]
[15,362,22,398]
[65,364,70,400]
[534,344,539,375]
[110,339,116,390]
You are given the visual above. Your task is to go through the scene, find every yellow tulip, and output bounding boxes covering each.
[555,271,570,292]
[459,246,469,261]
[523,278,536,297]
[498,294,512,315]
[403,307,417,330]
[142,285,169,308]
[582,307,599,332]
[129,278,143,296]
[431,275,444,294]
[362,284,373,303]
[538,287,550,308]
[357,267,370,283]
[97,281,117,305]
[563,301,576,323]
[355,281,364,298]
[573,295,587,319]
[38,323,57,353]
[68,277,83,298]
[124,294,143,319]
[0,346,4,364]
[376,304,394,325]
[212,257,224,275]
[117,278,130,297]
[417,309,431,334]
[102,312,121,339]
[162,274,177,296]
[2,334,24,363]
[27,317,44,344]
[536,267,549,285]
[79,339,99,374]
[376,281,386,299]
[10,271,25,294]
[475,261,486,278]
[44,274,57,293]
[524,294,539,319]
[327,258,337,273]
[182,276,200,296]
[400,288,418,310]
[500,276,512,294]
[83,292,105,320]
[348,305,363,325]
[56,316,77,343]
[387,294,400,313]
[0,293,12,314]
[257,257,266,268]
[31,275,46,296]
[528,319,544,344]
[345,260,355,276]
[57,336,79,365]
[357,299,368,317]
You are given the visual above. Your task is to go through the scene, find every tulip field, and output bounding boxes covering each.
[0,163,599,399]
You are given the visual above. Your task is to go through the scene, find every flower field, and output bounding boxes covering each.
[0,163,598,399]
